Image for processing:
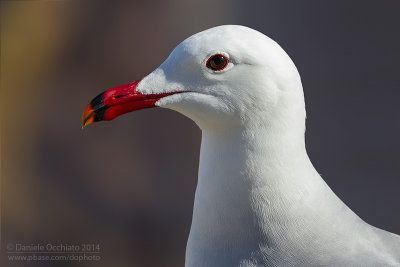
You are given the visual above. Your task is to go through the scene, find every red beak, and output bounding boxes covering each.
[82,80,176,128]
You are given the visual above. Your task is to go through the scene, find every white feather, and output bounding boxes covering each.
[137,25,400,267]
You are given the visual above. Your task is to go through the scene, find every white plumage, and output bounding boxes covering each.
[136,25,400,266]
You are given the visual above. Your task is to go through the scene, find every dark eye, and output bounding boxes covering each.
[206,54,228,71]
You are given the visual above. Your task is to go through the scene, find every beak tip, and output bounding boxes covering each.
[81,116,94,129]
[81,104,95,129]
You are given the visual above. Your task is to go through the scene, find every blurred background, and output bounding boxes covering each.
[1,1,399,266]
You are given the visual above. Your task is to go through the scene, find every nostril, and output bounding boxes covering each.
[113,94,127,99]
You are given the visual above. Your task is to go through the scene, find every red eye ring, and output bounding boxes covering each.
[206,54,229,71]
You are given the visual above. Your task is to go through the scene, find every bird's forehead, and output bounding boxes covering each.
[184,26,257,53]
[173,25,279,64]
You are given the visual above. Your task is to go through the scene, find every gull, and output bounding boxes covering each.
[82,25,400,266]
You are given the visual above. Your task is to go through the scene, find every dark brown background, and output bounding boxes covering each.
[1,1,399,266]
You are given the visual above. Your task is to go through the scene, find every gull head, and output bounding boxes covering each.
[82,25,305,133]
